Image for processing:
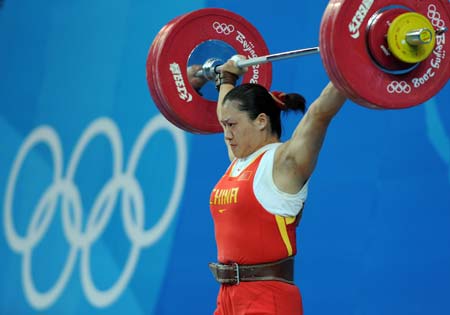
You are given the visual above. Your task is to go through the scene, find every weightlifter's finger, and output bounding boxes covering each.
[221,55,248,76]
[187,65,208,91]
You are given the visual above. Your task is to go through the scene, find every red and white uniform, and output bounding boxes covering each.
[209,143,307,315]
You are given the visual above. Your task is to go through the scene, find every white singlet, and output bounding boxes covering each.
[230,143,308,217]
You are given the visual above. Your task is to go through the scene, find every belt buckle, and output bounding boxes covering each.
[233,262,240,285]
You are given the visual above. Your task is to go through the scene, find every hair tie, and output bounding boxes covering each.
[270,91,287,109]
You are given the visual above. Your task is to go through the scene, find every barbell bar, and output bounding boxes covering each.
[195,47,321,79]
[196,25,448,80]
[146,0,450,134]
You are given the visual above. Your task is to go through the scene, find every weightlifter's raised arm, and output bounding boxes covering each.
[215,57,248,161]
[274,82,347,193]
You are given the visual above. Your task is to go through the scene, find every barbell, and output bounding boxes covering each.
[146,0,450,134]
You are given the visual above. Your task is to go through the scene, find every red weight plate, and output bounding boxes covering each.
[326,0,450,109]
[327,1,405,108]
[324,0,399,108]
[320,0,361,102]
[153,15,208,133]
[328,1,366,102]
[148,12,217,133]
[320,2,339,89]
[149,12,229,134]
[327,0,376,107]
[323,0,393,108]
[151,16,211,134]
[146,8,272,134]
[320,2,345,93]
[147,15,198,132]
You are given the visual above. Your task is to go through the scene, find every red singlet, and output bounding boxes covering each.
[210,150,303,315]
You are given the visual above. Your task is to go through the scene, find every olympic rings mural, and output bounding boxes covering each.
[3,114,188,310]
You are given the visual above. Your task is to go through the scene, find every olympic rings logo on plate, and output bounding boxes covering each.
[212,21,235,35]
[387,80,412,94]
[3,114,187,310]
[427,4,446,29]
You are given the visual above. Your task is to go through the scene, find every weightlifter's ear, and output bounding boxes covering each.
[256,113,269,130]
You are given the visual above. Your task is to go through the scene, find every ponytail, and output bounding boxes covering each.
[270,91,306,113]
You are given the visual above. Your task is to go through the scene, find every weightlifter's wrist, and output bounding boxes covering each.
[215,71,239,91]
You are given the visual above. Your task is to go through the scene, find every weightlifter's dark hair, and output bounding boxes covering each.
[223,83,306,138]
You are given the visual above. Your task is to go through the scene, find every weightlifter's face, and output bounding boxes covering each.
[220,99,262,158]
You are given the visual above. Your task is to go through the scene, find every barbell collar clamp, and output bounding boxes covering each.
[201,58,224,80]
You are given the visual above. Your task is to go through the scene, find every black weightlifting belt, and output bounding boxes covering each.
[208,257,294,285]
